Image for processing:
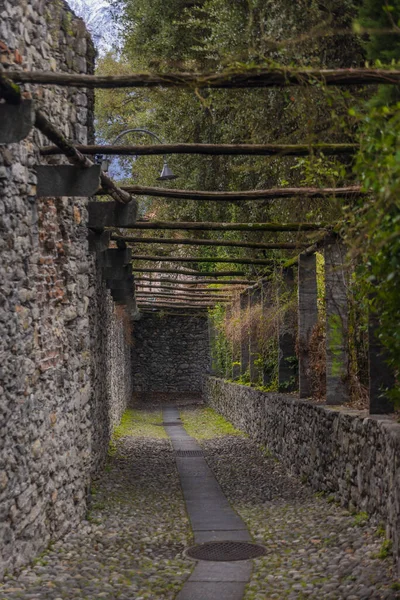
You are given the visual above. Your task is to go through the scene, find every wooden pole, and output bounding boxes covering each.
[136,285,235,294]
[137,302,211,309]
[130,221,328,232]
[136,292,231,300]
[41,142,358,157]
[111,235,307,250]
[8,68,400,89]
[97,184,363,201]
[135,277,251,285]
[132,267,250,276]
[131,254,281,266]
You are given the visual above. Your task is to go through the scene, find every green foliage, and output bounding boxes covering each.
[344,3,400,403]
[374,539,393,559]
[352,511,369,526]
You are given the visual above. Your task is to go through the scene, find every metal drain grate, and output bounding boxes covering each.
[175,450,204,457]
[186,541,267,562]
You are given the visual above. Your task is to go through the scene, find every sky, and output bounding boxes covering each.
[68,0,120,53]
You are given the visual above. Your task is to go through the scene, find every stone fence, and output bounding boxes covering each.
[205,377,400,574]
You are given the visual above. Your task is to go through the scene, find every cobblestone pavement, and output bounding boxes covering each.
[0,413,193,600]
[1,407,399,600]
[200,434,400,600]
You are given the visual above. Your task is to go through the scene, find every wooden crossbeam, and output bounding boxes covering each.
[135,273,254,289]
[34,112,133,206]
[40,142,358,157]
[132,267,250,276]
[131,254,280,266]
[135,284,235,293]
[8,68,400,89]
[136,292,231,300]
[98,184,362,201]
[137,302,212,309]
[131,221,327,232]
[135,278,245,289]
[111,235,307,250]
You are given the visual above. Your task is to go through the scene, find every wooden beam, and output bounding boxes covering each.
[135,277,251,285]
[40,142,358,157]
[8,68,400,89]
[111,235,307,250]
[140,309,207,317]
[132,267,250,276]
[137,302,212,309]
[34,111,133,206]
[136,292,231,300]
[98,184,363,201]
[130,221,328,232]
[131,254,280,265]
[136,284,235,293]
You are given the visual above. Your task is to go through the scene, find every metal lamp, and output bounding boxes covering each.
[157,161,178,181]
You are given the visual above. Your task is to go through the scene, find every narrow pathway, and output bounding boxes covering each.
[0,406,398,599]
[163,407,252,600]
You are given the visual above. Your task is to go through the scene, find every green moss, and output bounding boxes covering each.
[374,539,393,559]
[180,407,245,439]
[353,511,369,526]
[113,409,167,440]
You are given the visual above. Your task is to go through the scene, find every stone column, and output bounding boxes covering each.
[240,290,250,377]
[232,299,241,380]
[249,287,262,384]
[261,280,273,387]
[298,254,318,398]
[369,311,395,414]
[278,267,298,393]
[208,318,218,375]
[325,238,349,405]
[225,305,232,380]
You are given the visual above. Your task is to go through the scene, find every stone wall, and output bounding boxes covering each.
[132,313,209,403]
[205,377,400,574]
[0,0,131,578]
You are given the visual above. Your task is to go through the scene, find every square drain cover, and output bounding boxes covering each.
[175,450,204,457]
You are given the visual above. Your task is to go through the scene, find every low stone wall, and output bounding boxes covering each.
[131,313,209,403]
[205,377,400,574]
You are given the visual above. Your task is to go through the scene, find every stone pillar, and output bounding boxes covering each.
[208,318,218,375]
[298,254,318,398]
[232,299,241,380]
[225,305,232,380]
[325,238,349,405]
[369,311,395,414]
[278,268,298,393]
[249,287,262,384]
[240,290,250,377]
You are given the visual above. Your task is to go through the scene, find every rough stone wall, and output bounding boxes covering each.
[205,377,400,574]
[0,0,131,578]
[132,313,210,403]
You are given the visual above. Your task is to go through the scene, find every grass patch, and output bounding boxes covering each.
[180,407,244,439]
[374,539,393,559]
[353,511,369,527]
[113,409,168,440]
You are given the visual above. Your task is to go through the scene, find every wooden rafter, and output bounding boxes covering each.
[131,255,281,266]
[40,142,357,157]
[111,235,308,250]
[7,68,400,89]
[98,184,363,201]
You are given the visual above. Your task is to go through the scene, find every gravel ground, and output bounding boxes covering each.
[0,420,193,600]
[201,434,400,600]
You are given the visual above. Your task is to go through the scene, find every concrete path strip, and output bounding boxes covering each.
[163,407,252,600]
